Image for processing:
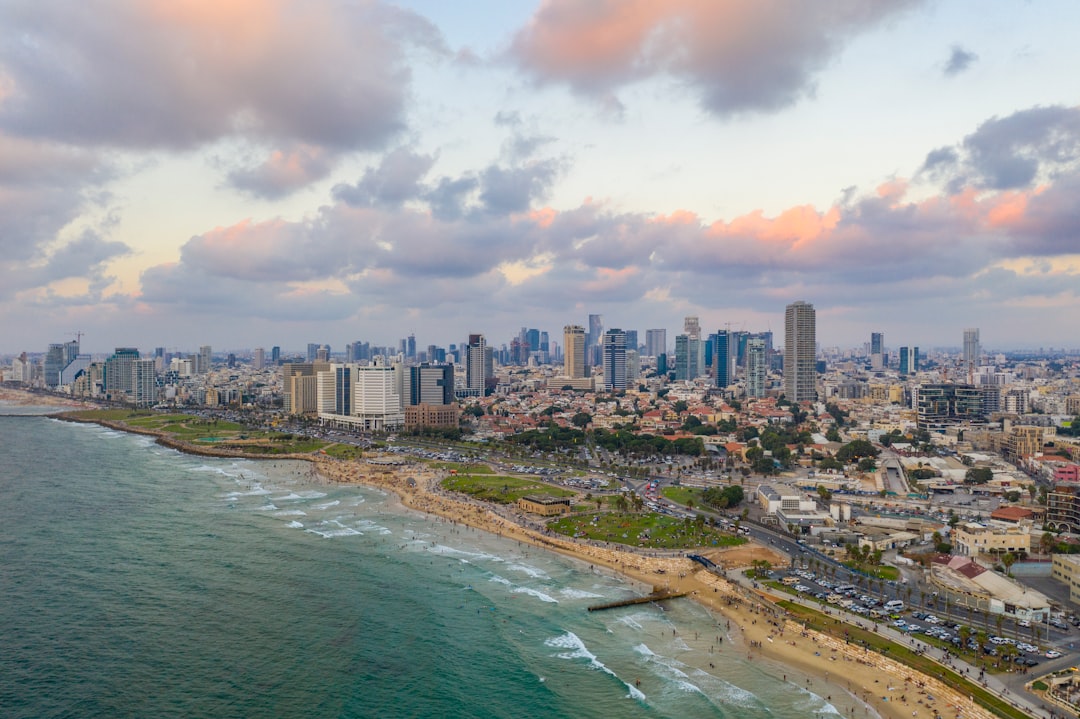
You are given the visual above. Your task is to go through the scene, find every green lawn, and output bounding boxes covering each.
[431,462,493,474]
[441,475,574,504]
[661,486,703,507]
[842,561,900,581]
[321,444,364,460]
[547,512,746,550]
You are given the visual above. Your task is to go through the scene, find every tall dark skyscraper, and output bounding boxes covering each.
[712,330,732,388]
[602,328,627,391]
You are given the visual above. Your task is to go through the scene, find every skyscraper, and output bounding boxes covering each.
[712,330,733,389]
[674,334,701,381]
[963,328,980,377]
[899,346,919,375]
[253,348,265,370]
[746,337,766,397]
[870,332,884,370]
[784,300,816,402]
[645,329,666,357]
[464,334,487,397]
[587,314,603,366]
[563,325,587,379]
[408,363,454,406]
[602,329,627,391]
[199,345,212,374]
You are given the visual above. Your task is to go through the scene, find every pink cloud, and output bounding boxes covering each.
[510,0,920,115]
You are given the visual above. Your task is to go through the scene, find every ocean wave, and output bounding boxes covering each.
[287,521,304,529]
[559,587,604,600]
[511,586,558,604]
[312,499,340,510]
[306,527,362,538]
[506,563,549,579]
[273,510,307,517]
[545,632,646,702]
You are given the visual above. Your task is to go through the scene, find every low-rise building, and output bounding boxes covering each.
[517,496,571,516]
[952,521,1031,558]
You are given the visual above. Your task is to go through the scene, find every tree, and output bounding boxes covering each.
[836,439,879,463]
[825,427,842,442]
[571,412,592,428]
[1000,552,1017,576]
[964,467,993,485]
[857,457,877,472]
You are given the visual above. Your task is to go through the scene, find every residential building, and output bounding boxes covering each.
[952,522,1031,558]
[563,325,587,379]
[784,300,816,402]
[746,337,766,397]
[1047,483,1080,533]
[463,334,488,397]
[915,383,983,431]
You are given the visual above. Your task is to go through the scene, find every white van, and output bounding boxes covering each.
[884,600,905,612]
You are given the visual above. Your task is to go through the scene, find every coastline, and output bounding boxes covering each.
[36,401,997,719]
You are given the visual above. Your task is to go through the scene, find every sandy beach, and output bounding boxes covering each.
[313,454,1000,719]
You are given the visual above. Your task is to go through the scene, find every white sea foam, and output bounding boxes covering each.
[427,544,503,563]
[633,643,655,656]
[511,586,558,603]
[287,521,304,529]
[354,520,392,535]
[312,499,340,510]
[273,510,307,517]
[271,493,305,501]
[294,490,328,499]
[507,563,549,579]
[252,504,279,511]
[545,632,645,701]
[559,587,604,600]
[306,527,362,538]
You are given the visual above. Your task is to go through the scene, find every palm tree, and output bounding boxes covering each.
[1001,552,1017,577]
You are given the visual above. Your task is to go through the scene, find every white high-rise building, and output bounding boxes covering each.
[784,300,816,403]
[747,338,766,398]
[963,328,980,378]
[253,348,265,370]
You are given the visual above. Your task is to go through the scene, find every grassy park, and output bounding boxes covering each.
[547,511,746,550]
[441,473,575,504]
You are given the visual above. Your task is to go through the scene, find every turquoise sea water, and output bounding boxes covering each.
[0,411,859,718]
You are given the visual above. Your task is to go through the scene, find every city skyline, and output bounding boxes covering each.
[2,2,1080,352]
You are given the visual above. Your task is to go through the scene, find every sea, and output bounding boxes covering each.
[0,409,865,718]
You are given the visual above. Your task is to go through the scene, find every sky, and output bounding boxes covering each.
[2,0,1079,355]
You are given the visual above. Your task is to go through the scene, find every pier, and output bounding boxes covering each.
[587,590,688,612]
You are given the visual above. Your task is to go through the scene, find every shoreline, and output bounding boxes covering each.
[40,403,999,719]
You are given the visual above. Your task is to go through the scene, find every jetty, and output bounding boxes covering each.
[587,589,688,612]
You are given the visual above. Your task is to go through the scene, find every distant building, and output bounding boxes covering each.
[104,347,156,406]
[463,334,488,398]
[644,328,666,357]
[712,330,733,389]
[602,328,627,391]
[746,338,767,397]
[898,346,919,375]
[408,363,454,406]
[563,325,587,379]
[784,300,816,402]
[962,328,980,378]
[915,383,983,432]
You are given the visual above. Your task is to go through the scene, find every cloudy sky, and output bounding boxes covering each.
[2,0,1079,355]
